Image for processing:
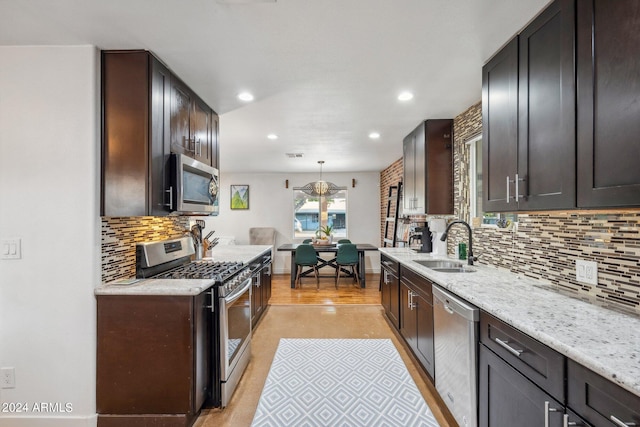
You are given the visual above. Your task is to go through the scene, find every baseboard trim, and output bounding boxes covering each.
[0,414,97,427]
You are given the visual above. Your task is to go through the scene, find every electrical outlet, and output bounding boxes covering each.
[576,259,598,285]
[1,367,15,389]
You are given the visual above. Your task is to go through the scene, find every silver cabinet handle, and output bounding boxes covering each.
[506,175,511,203]
[610,415,636,427]
[204,288,215,312]
[544,401,561,427]
[407,290,415,310]
[515,173,520,201]
[563,414,584,427]
[495,337,523,357]
[444,305,455,315]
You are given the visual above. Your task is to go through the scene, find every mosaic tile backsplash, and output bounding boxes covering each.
[101,216,190,284]
[448,103,640,313]
[381,101,640,314]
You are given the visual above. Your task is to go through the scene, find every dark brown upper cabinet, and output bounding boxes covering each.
[483,0,575,212]
[101,50,171,216]
[482,37,519,212]
[577,0,640,208]
[518,0,575,210]
[102,50,219,217]
[402,119,453,215]
[170,77,219,168]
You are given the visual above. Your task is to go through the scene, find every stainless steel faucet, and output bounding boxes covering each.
[440,220,477,265]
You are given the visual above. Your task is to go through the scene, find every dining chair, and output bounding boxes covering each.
[337,239,351,244]
[294,244,320,289]
[335,243,359,288]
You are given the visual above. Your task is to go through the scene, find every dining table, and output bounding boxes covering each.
[277,243,379,288]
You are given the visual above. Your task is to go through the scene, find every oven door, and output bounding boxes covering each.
[219,276,252,407]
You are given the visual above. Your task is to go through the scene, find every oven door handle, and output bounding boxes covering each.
[225,277,252,305]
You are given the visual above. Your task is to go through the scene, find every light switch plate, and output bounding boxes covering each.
[1,238,21,260]
[576,259,598,285]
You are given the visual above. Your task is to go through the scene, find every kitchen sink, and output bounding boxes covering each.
[413,260,476,273]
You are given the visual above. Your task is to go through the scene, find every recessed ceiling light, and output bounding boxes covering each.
[267,133,278,140]
[238,92,254,102]
[369,132,381,139]
[398,91,414,101]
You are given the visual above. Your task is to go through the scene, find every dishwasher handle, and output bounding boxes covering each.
[432,285,479,322]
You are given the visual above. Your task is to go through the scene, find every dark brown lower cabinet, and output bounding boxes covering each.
[568,359,640,427]
[97,293,210,427]
[251,260,272,328]
[380,256,400,329]
[479,344,564,427]
[399,267,434,380]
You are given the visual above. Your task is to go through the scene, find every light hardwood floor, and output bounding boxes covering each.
[194,274,456,427]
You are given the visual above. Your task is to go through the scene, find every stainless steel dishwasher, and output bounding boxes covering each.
[433,285,479,427]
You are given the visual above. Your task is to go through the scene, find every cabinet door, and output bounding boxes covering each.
[192,97,212,166]
[101,51,150,217]
[194,291,211,411]
[262,263,272,305]
[400,282,417,347]
[415,292,434,379]
[577,0,640,207]
[413,123,426,213]
[251,273,262,327]
[479,344,564,427]
[380,268,391,315]
[482,37,519,212]
[170,77,193,156]
[424,119,453,214]
[403,132,417,212]
[381,267,400,330]
[211,111,219,169]
[518,0,575,210]
[149,57,172,216]
[388,272,400,330]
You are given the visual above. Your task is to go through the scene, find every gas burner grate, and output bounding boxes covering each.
[154,261,245,281]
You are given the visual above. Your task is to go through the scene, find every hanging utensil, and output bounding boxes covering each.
[204,230,215,241]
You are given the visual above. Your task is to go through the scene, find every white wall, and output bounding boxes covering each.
[0,46,100,426]
[203,171,381,275]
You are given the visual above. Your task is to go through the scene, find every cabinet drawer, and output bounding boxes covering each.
[380,254,399,276]
[399,266,432,302]
[567,359,640,427]
[480,311,565,402]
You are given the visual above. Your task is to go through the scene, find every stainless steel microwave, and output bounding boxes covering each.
[168,154,219,216]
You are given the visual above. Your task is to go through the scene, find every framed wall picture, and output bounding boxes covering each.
[230,185,249,210]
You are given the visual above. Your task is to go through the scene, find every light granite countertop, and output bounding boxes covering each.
[95,245,272,296]
[379,247,640,399]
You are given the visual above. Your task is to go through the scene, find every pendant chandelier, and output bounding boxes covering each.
[300,160,341,196]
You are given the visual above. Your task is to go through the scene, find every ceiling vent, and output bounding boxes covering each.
[286,153,304,159]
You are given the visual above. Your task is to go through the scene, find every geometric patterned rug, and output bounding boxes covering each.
[251,339,440,427]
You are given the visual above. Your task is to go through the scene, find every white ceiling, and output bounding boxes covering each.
[0,0,550,173]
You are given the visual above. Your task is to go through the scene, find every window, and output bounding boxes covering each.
[293,189,347,239]
[468,135,517,227]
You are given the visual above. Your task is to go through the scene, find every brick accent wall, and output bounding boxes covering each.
[379,158,403,246]
[381,101,640,313]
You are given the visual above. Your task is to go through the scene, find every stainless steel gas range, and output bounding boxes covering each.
[136,237,254,408]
